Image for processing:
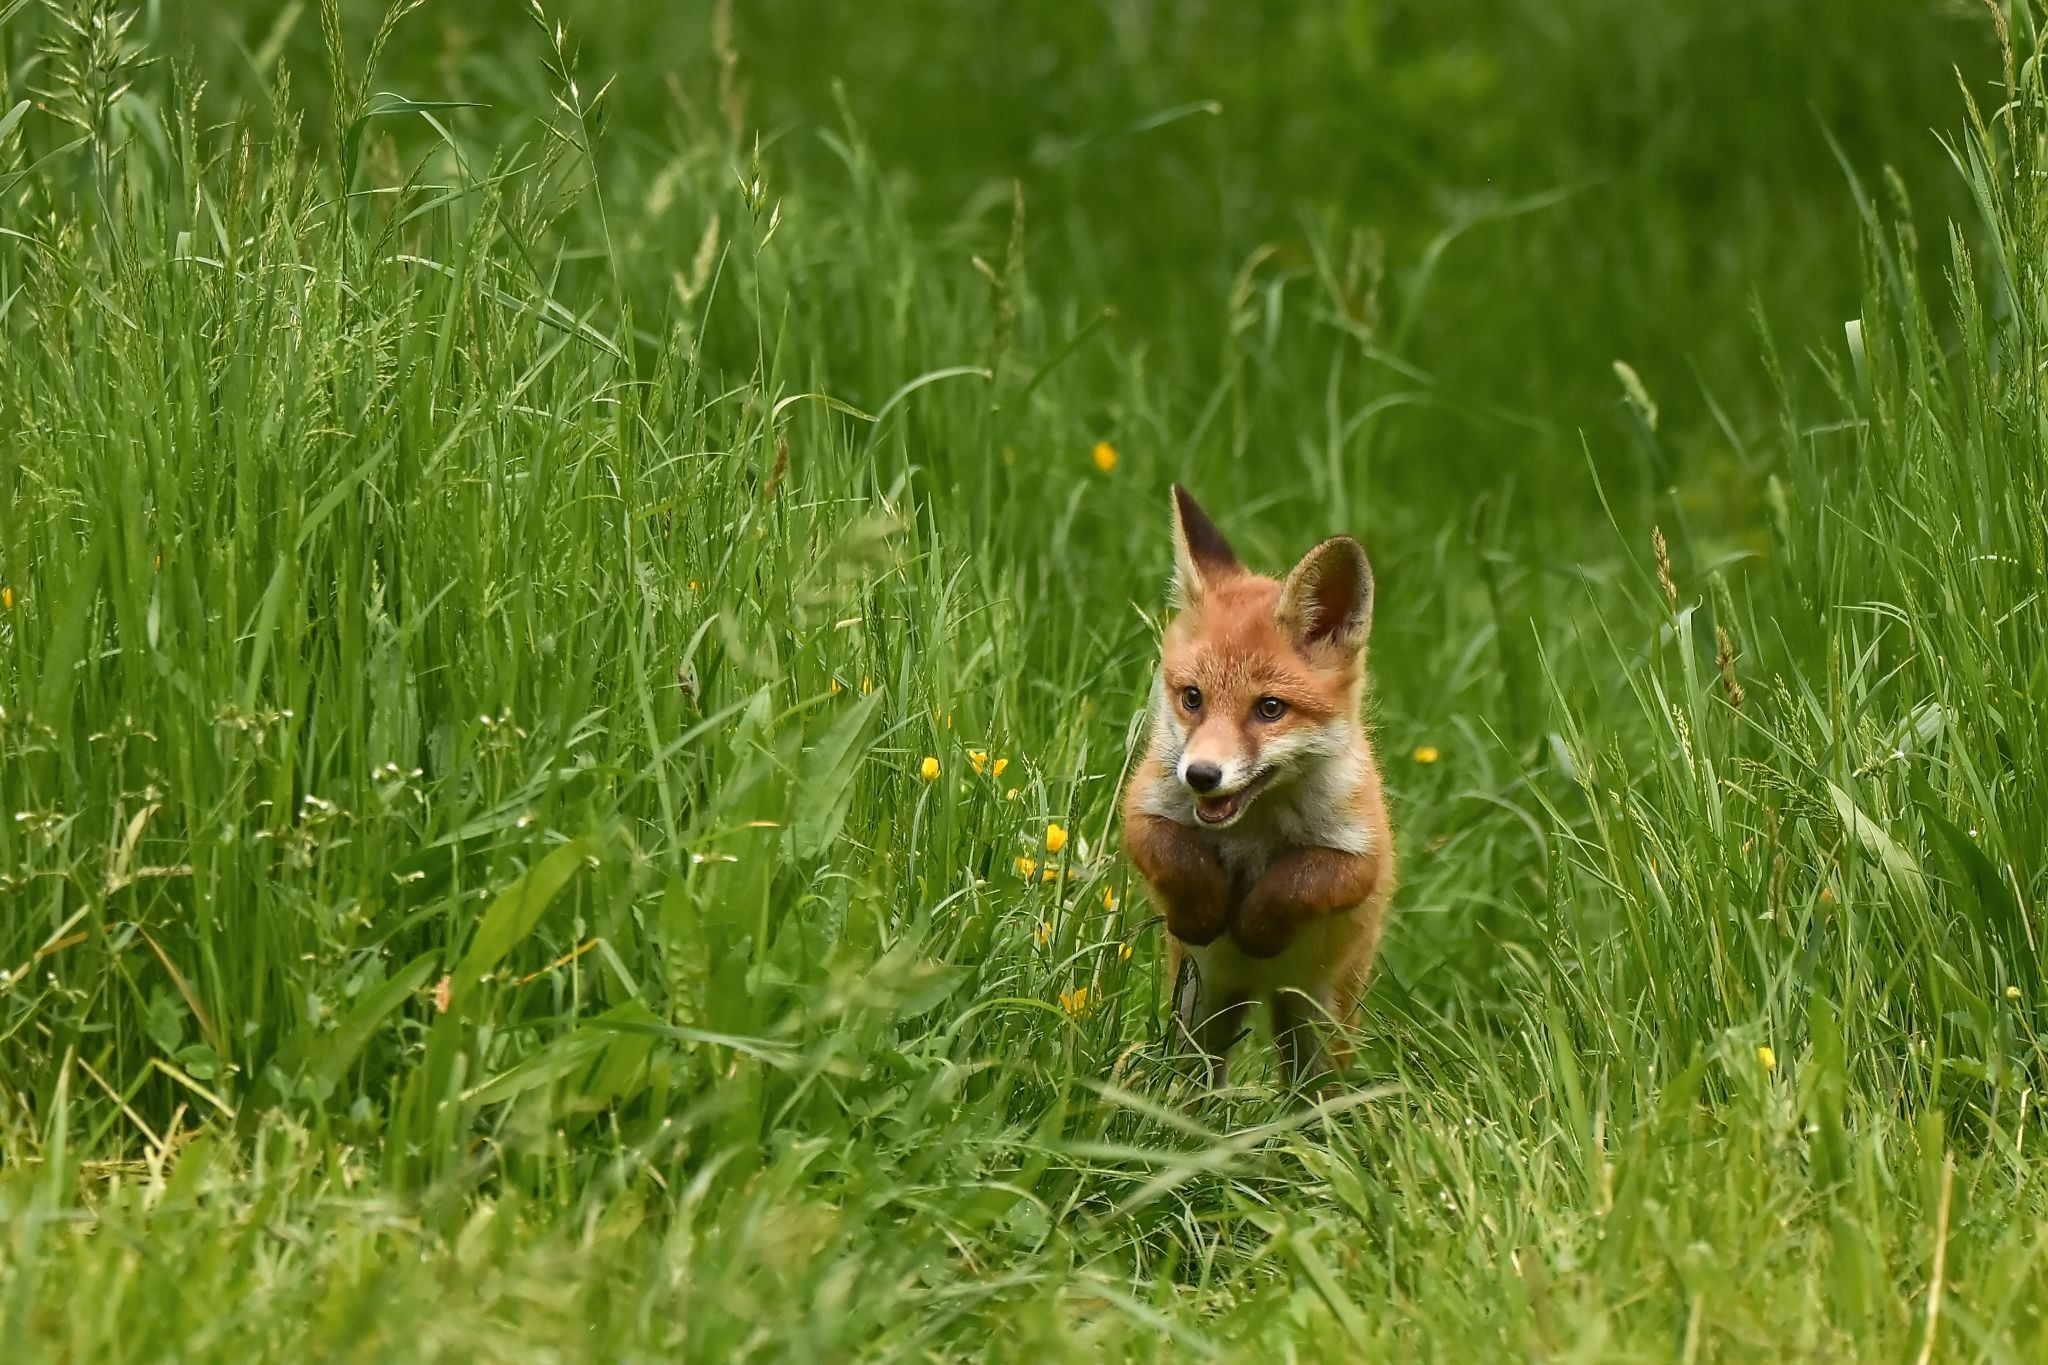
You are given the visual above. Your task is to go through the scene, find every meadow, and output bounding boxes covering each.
[2,0,2044,1357]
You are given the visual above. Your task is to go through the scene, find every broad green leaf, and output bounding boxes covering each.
[452,837,599,1006]
[306,952,441,1093]
[1827,781,1926,905]
[788,690,881,858]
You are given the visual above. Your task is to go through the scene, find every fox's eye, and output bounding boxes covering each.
[1255,696,1287,722]
[1180,686,1203,712]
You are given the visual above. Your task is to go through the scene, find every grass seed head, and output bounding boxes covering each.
[1652,526,1677,612]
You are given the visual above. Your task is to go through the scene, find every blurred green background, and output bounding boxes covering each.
[171,0,1988,511]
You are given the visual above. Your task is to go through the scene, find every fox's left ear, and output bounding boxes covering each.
[1276,536,1374,655]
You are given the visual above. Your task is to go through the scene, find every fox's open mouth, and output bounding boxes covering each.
[1193,768,1276,826]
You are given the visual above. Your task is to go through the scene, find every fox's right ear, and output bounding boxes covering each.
[1276,535,1373,656]
[1170,485,1241,607]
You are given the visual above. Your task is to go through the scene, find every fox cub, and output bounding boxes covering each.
[1121,486,1395,1087]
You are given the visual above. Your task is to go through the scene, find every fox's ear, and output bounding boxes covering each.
[1277,536,1373,655]
[1170,485,1241,606]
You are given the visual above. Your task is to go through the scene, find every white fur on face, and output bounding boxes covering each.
[1148,681,1186,763]
[1142,670,1365,839]
[1249,719,1347,771]
[1158,677,1262,797]
[1176,738,1260,796]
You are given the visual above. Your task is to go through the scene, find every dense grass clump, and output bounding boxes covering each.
[1,0,2043,1357]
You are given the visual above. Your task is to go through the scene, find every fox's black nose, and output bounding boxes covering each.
[1184,761,1223,793]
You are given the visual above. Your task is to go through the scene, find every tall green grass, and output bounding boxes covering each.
[1,0,2043,1357]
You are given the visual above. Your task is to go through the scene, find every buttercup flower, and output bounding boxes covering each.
[1032,918,1051,946]
[1412,745,1440,764]
[969,749,989,775]
[1045,823,1068,854]
[1102,886,1117,910]
[1756,1045,1776,1072]
[919,756,941,781]
[1092,441,1118,472]
[1059,986,1090,1016]
[1016,856,1039,880]
[1118,942,1133,962]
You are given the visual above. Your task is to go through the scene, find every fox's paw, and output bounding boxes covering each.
[1228,894,1299,959]
[1165,893,1231,947]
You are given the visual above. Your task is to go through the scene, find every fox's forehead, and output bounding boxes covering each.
[1161,576,1343,695]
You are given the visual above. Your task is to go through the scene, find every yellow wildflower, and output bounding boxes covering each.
[1041,867,1059,883]
[1102,886,1117,910]
[919,756,941,781]
[1032,919,1051,946]
[1756,1045,1777,1073]
[992,757,1009,779]
[1092,441,1118,473]
[1118,942,1133,962]
[1046,823,1068,855]
[1059,986,1090,1016]
[1818,885,1836,905]
[969,749,989,775]
[860,677,874,694]
[1412,745,1440,764]
[1016,856,1039,880]
[1,586,12,611]
[1005,787,1021,802]
[2007,985,2022,1000]
[830,677,843,694]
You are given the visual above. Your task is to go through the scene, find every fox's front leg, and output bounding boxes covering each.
[1231,845,1382,959]
[1126,813,1231,946]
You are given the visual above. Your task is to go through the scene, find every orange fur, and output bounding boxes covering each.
[1120,486,1396,1087]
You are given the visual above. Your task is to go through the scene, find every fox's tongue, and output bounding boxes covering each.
[1195,793,1241,824]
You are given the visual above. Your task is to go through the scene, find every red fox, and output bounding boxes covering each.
[1121,486,1395,1088]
